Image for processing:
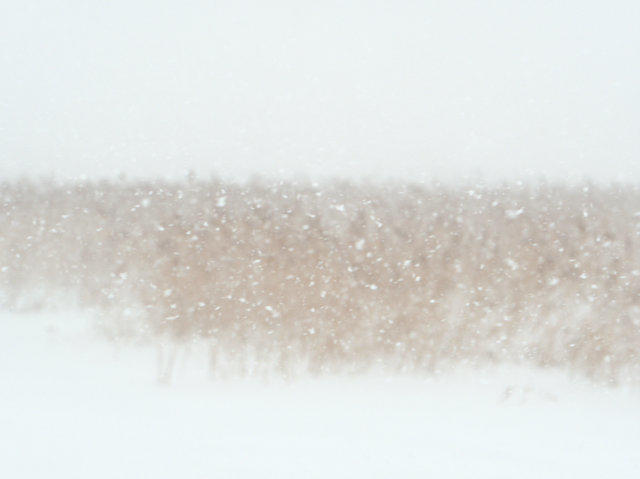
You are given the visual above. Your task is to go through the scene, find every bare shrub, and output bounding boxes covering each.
[1,177,639,383]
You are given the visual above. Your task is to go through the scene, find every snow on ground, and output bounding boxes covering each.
[1,312,639,478]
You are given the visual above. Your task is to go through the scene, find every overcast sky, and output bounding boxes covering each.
[2,0,638,183]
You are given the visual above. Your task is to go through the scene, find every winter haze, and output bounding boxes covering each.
[1,0,639,181]
[1,1,640,478]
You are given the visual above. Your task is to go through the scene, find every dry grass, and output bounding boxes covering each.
[1,177,640,383]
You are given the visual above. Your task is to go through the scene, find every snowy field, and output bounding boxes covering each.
[1,311,639,478]
[2,1,639,476]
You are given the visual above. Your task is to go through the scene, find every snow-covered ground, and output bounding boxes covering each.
[1,311,639,478]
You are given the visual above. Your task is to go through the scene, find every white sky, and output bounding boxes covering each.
[1,0,639,183]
